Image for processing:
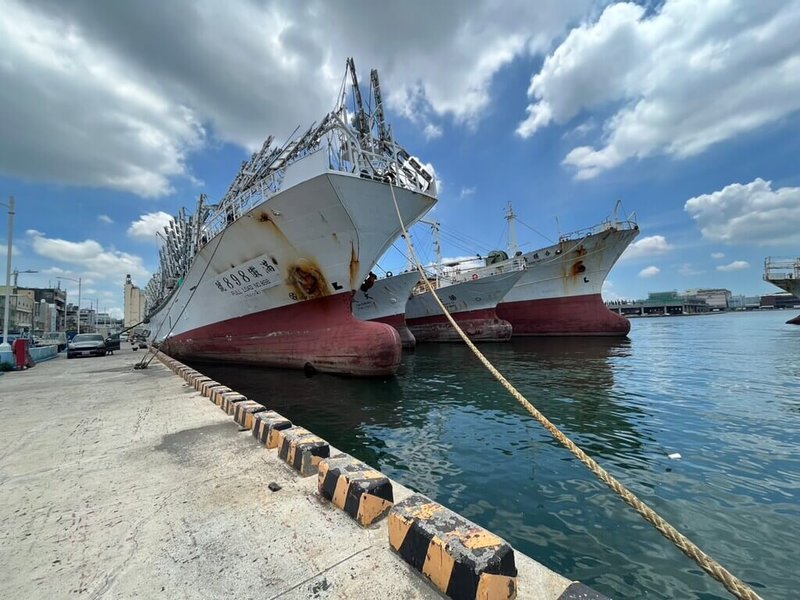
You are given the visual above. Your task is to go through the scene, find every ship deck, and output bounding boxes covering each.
[0,350,594,599]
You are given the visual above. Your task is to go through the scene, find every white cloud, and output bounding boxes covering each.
[98,214,114,224]
[620,235,673,261]
[127,212,174,243]
[639,265,660,278]
[717,260,749,272]
[423,123,443,140]
[711,252,725,259]
[602,279,622,301]
[27,230,149,285]
[0,1,204,197]
[517,1,800,179]
[459,186,476,199]
[684,178,800,245]
[0,1,593,197]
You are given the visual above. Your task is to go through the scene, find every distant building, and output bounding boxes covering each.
[0,286,35,333]
[686,288,732,310]
[124,274,146,328]
[607,290,709,316]
[760,293,800,309]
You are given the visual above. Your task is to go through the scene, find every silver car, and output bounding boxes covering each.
[67,334,107,359]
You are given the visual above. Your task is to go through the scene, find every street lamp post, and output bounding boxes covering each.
[1,196,15,352]
[57,276,82,334]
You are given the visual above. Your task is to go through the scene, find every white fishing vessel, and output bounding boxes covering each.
[405,270,524,342]
[454,203,639,336]
[353,270,420,348]
[143,60,437,376]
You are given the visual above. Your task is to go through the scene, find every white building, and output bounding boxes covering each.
[686,288,732,310]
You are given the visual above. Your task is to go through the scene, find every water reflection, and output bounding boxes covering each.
[187,312,799,599]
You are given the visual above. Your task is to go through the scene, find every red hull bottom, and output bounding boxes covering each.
[373,313,416,349]
[787,314,800,325]
[162,293,401,377]
[406,308,513,342]
[497,293,631,336]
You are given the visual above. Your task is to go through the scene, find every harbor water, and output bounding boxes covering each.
[189,310,799,599]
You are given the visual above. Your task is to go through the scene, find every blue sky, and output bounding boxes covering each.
[1,0,799,317]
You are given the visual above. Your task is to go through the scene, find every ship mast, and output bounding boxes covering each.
[347,57,371,150]
[420,219,442,286]
[506,202,520,257]
[370,68,391,150]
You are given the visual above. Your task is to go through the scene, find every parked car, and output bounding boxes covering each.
[67,334,107,359]
[104,334,121,354]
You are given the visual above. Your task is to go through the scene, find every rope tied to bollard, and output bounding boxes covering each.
[388,183,763,600]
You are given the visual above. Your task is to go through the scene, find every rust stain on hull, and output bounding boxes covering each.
[571,261,587,277]
[287,258,332,300]
[349,242,360,290]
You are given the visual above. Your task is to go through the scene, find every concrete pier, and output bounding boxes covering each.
[0,350,597,599]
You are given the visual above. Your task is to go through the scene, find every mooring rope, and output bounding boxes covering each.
[388,184,763,600]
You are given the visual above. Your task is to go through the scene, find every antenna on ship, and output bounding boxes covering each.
[505,202,520,257]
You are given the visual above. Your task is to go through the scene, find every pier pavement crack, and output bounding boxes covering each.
[266,545,373,600]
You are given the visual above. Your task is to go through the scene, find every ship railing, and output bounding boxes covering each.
[558,216,639,243]
[440,256,527,285]
[764,257,800,281]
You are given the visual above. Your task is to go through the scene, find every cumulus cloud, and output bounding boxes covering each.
[27,230,149,285]
[127,211,174,243]
[423,123,443,140]
[517,1,800,179]
[684,178,800,245]
[602,279,622,301]
[0,0,592,197]
[459,186,476,199]
[98,214,114,224]
[717,260,749,272]
[639,265,660,278]
[620,235,673,261]
[711,252,725,259]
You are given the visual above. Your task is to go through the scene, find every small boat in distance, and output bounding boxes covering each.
[142,59,437,376]
[764,257,800,324]
[353,270,421,348]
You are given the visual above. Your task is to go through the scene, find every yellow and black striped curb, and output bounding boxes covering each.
[210,386,233,404]
[192,375,212,391]
[389,493,517,600]
[318,454,394,527]
[252,411,292,448]
[200,380,224,397]
[220,392,247,414]
[154,354,600,599]
[233,400,267,430]
[275,426,330,476]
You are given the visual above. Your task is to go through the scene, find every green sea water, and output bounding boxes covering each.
[190,310,800,599]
